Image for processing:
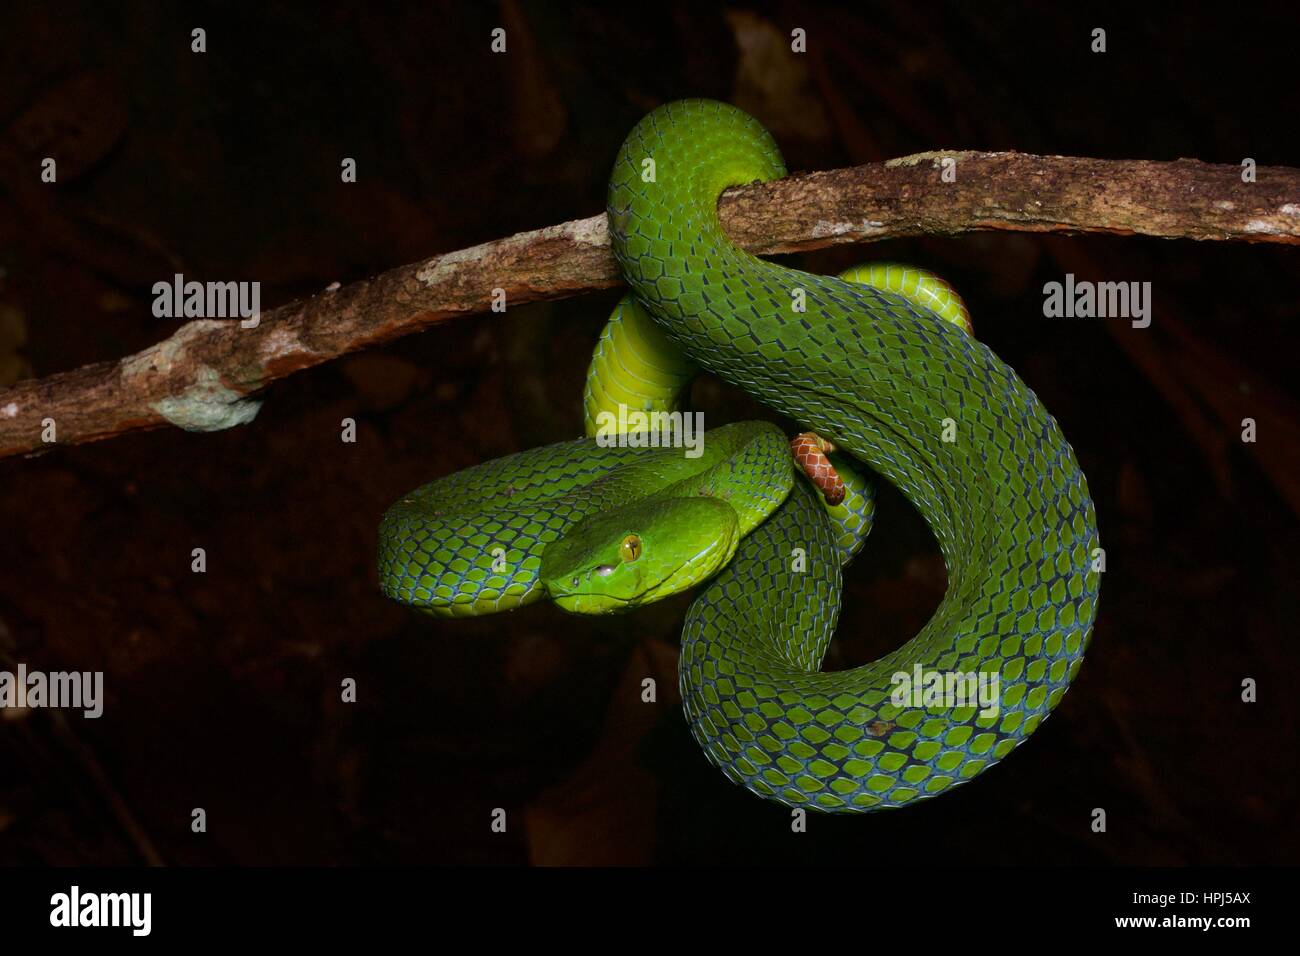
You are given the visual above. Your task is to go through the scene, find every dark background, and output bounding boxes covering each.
[0,1,1297,865]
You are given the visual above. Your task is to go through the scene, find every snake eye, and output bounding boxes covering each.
[619,534,642,563]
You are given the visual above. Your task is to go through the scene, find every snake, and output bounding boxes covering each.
[378,99,1099,813]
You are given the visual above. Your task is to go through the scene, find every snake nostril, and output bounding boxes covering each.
[572,577,579,586]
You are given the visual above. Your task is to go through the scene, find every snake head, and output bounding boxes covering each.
[541,497,739,615]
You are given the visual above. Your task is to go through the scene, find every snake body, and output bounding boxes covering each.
[380,99,1099,812]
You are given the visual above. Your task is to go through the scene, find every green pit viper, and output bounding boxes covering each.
[378,99,1099,813]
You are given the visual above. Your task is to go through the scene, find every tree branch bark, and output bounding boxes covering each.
[2,150,1297,459]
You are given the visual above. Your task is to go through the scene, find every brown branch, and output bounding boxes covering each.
[1,151,1297,460]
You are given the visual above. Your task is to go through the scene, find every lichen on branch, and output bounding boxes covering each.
[0,150,1296,460]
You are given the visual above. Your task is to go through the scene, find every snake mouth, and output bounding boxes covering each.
[546,558,682,615]
[540,497,742,615]
[548,524,739,616]
[548,585,640,615]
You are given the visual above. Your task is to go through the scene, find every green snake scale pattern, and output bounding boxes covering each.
[608,99,1100,811]
[581,290,879,564]
[379,421,796,616]
[380,98,1100,813]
